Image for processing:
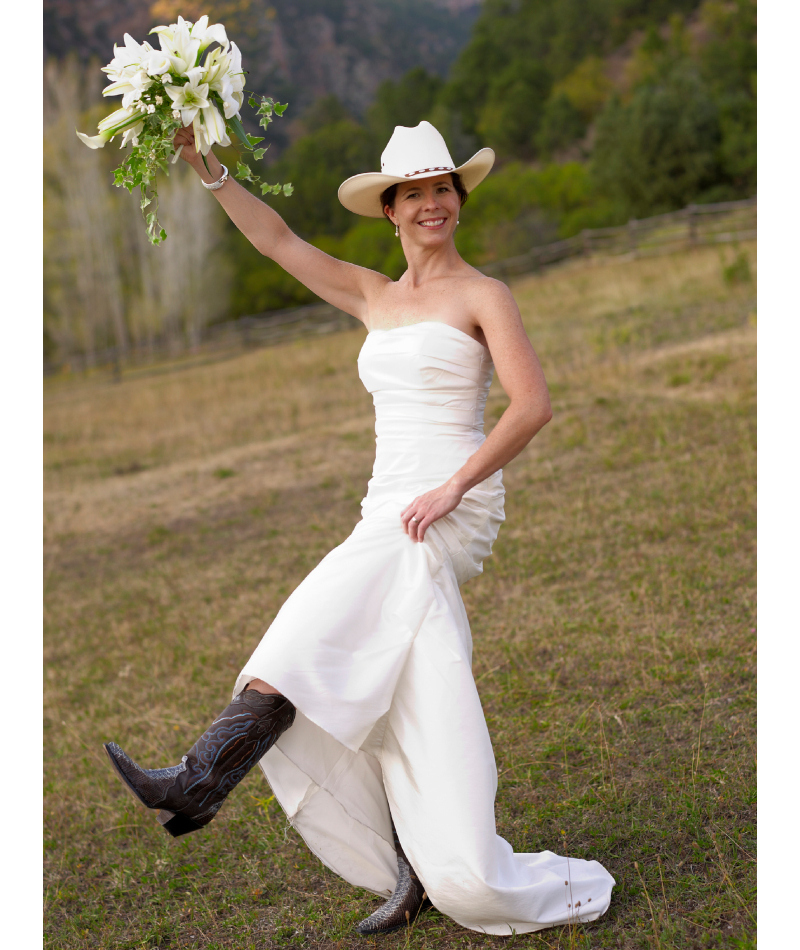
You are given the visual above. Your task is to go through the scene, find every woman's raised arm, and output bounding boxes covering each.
[175,126,386,321]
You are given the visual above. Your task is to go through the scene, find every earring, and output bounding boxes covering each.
[457,219,460,225]
[395,225,399,237]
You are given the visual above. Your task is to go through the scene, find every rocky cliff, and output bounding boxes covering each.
[44,0,481,118]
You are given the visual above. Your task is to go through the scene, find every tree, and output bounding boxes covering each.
[367,68,443,147]
[476,59,553,159]
[267,116,375,237]
[535,94,587,158]
[44,58,232,368]
[698,0,756,194]
[592,62,723,218]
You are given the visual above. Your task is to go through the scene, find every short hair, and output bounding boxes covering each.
[380,172,468,223]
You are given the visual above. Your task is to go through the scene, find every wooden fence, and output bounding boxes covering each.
[478,196,756,279]
[46,196,755,376]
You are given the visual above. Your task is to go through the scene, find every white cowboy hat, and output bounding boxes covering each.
[338,120,494,218]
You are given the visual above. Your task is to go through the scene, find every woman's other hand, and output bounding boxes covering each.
[400,480,465,543]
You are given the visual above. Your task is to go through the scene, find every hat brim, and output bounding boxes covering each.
[337,148,495,218]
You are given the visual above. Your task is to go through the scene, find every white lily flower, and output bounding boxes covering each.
[190,15,229,52]
[102,33,149,82]
[164,72,210,125]
[149,15,186,47]
[220,83,242,119]
[193,102,230,154]
[227,42,245,93]
[202,47,230,91]
[153,17,201,75]
[145,49,172,76]
[103,67,153,107]
[120,121,145,148]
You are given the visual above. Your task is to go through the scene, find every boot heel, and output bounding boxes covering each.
[157,809,202,838]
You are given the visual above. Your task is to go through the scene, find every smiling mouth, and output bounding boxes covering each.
[418,218,446,228]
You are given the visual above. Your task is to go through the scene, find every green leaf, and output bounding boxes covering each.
[245,134,265,147]
[140,194,152,210]
[236,161,253,181]
[258,99,273,116]
[248,96,257,108]
[274,102,288,116]
[283,183,294,196]
[260,182,273,195]
[253,148,267,161]
[228,113,250,146]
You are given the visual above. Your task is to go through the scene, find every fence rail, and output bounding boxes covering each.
[46,196,756,376]
[478,196,756,279]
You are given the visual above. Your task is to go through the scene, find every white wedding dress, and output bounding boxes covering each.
[235,321,615,934]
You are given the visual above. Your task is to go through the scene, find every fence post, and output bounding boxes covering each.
[628,218,638,254]
[687,204,698,245]
[239,316,254,349]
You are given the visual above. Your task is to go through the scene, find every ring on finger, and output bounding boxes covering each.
[411,517,419,523]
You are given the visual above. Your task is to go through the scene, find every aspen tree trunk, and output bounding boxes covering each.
[44,59,231,371]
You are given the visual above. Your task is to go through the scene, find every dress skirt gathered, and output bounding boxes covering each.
[235,321,615,934]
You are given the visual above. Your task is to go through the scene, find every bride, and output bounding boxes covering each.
[105,120,615,935]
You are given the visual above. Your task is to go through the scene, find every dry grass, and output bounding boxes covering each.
[44,242,756,949]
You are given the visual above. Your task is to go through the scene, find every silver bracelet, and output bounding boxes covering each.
[201,164,229,191]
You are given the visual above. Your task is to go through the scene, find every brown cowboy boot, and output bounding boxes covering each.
[104,689,295,838]
[355,824,432,935]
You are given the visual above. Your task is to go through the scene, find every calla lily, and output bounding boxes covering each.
[97,106,142,133]
[164,71,210,125]
[77,106,143,149]
[76,131,110,149]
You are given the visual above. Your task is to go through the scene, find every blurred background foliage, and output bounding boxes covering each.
[44,0,755,367]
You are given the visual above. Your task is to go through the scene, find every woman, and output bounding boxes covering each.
[105,121,615,935]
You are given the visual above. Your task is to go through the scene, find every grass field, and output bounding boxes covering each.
[44,243,756,949]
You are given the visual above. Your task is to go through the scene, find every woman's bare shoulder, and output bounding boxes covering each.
[463,273,521,323]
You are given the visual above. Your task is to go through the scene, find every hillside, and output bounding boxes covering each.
[43,0,482,121]
[44,243,756,949]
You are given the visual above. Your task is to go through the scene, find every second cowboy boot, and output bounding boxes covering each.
[104,688,296,838]
[356,824,432,935]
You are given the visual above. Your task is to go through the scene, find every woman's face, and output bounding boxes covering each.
[385,175,461,244]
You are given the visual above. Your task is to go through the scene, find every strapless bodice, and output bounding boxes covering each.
[358,322,501,506]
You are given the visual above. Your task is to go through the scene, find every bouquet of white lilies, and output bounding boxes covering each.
[77,14,292,244]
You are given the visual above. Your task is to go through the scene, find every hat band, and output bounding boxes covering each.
[403,165,454,178]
